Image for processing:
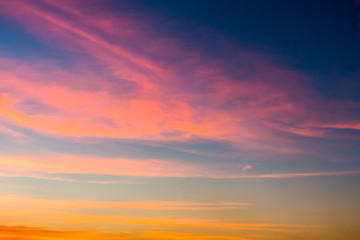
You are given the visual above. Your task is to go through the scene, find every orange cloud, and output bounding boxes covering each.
[0,193,313,233]
[0,197,312,240]
[0,195,252,211]
[0,94,29,125]
[241,165,253,171]
[135,231,251,240]
[0,225,113,240]
[63,215,311,232]
[0,225,254,240]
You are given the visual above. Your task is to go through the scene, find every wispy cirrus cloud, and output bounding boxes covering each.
[0,0,358,156]
[0,195,252,211]
[0,2,358,240]
[0,194,312,237]
[1,152,359,180]
[0,125,29,144]
[0,153,223,178]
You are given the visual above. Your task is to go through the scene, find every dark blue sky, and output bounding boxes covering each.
[111,0,360,100]
[1,0,359,99]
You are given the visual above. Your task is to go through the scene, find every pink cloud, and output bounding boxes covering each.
[0,0,358,156]
[0,153,231,178]
[242,165,253,171]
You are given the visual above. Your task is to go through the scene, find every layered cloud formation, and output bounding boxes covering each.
[0,0,359,178]
[0,0,359,239]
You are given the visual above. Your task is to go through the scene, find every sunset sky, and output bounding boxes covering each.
[0,0,359,239]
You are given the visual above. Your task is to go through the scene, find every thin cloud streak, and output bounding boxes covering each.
[1,153,359,179]
[64,214,314,232]
[0,225,126,240]
[0,225,252,240]
[0,199,313,235]
[0,195,253,211]
[219,170,360,179]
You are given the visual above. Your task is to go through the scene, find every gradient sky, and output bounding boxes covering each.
[0,0,359,239]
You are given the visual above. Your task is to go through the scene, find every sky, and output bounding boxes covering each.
[0,0,359,239]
